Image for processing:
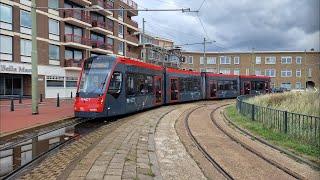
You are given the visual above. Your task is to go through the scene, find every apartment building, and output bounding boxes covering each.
[181,51,320,90]
[0,0,140,98]
[137,32,181,68]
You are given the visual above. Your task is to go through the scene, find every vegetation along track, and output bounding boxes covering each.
[185,102,305,179]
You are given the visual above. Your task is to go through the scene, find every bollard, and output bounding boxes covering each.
[71,91,73,99]
[10,98,14,111]
[19,94,22,104]
[57,93,60,107]
[40,94,43,103]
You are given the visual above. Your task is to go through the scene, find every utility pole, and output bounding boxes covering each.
[142,18,146,62]
[31,0,38,115]
[203,37,206,68]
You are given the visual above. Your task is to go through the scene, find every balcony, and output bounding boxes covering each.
[120,0,138,16]
[64,34,92,49]
[91,0,113,15]
[63,9,92,27]
[91,20,113,35]
[64,59,83,70]
[125,18,138,30]
[126,35,139,46]
[91,40,113,54]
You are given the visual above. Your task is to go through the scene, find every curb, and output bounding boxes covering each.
[222,106,320,171]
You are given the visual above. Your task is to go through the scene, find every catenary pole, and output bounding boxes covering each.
[203,37,206,68]
[31,0,38,115]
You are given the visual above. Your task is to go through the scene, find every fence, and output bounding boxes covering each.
[236,95,320,146]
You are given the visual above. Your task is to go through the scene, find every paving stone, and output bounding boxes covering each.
[137,174,154,180]
[103,175,122,180]
[105,168,123,176]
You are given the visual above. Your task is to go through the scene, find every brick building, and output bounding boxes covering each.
[181,51,320,90]
[0,0,140,98]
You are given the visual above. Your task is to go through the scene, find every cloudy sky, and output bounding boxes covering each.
[132,0,320,52]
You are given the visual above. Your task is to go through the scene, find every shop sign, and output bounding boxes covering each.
[0,64,32,74]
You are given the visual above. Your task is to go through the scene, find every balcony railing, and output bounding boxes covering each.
[121,0,137,9]
[65,34,91,46]
[64,9,91,24]
[91,40,113,51]
[126,35,139,44]
[125,18,138,28]
[92,0,113,9]
[92,20,113,32]
[64,59,83,68]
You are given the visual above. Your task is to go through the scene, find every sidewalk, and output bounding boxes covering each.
[0,98,75,137]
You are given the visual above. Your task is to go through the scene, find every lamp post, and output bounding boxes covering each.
[31,0,38,114]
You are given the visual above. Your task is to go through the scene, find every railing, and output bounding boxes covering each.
[64,9,91,24]
[126,34,139,44]
[64,59,83,68]
[236,95,320,146]
[65,34,90,46]
[121,0,137,10]
[92,20,113,32]
[92,0,113,9]
[125,18,138,28]
[91,40,113,51]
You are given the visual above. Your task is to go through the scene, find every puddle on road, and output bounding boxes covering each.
[0,119,106,178]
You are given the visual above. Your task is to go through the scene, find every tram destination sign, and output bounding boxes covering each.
[0,64,32,74]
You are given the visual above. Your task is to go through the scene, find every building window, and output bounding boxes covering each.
[188,56,193,64]
[49,19,59,35]
[118,6,124,21]
[265,56,276,64]
[207,57,216,64]
[295,82,302,89]
[281,82,291,90]
[200,56,205,65]
[118,41,124,55]
[49,19,60,41]
[255,69,261,75]
[281,69,292,77]
[296,56,302,64]
[66,77,78,87]
[0,3,12,30]
[0,35,13,61]
[245,68,249,75]
[220,68,231,74]
[281,56,292,64]
[234,56,240,64]
[48,0,59,9]
[234,69,240,75]
[49,45,60,60]
[308,68,312,77]
[21,39,32,57]
[255,56,261,64]
[296,69,301,77]
[220,56,231,64]
[206,68,216,73]
[265,69,276,77]
[20,10,32,34]
[200,68,206,72]
[65,49,83,60]
[118,24,124,38]
[46,76,64,87]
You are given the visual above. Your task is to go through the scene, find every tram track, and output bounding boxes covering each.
[210,105,304,179]
[184,102,306,179]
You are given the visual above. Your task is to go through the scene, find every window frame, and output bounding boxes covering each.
[255,56,261,64]
[49,44,60,61]
[20,10,31,29]
[188,56,193,64]
[49,18,60,35]
[0,3,13,30]
[281,56,292,64]
[234,56,240,64]
[207,57,216,64]
[265,69,276,77]
[265,56,276,64]
[20,39,32,57]
[296,69,301,77]
[281,69,292,77]
[296,56,302,64]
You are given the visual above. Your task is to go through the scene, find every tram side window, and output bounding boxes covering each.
[218,80,237,90]
[252,81,265,90]
[126,73,154,96]
[108,72,122,96]
[179,77,200,92]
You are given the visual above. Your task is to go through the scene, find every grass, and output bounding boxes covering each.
[245,91,320,116]
[225,105,320,162]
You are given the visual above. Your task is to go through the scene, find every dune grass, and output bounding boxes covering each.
[226,106,320,162]
[245,91,320,117]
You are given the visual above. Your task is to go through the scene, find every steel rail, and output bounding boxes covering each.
[211,104,305,180]
[184,105,234,180]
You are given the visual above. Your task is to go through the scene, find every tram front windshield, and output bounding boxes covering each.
[78,56,114,97]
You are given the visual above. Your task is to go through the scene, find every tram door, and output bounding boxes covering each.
[244,81,251,95]
[154,76,162,104]
[170,78,179,101]
[209,80,217,98]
